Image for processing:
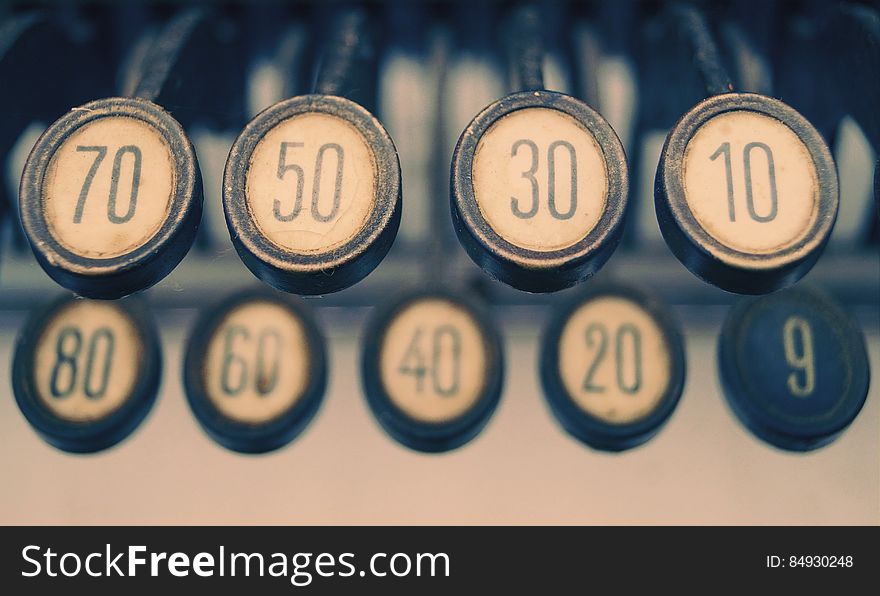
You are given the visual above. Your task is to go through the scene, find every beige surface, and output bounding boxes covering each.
[246,113,376,254]
[203,301,309,424]
[43,117,174,259]
[558,297,672,424]
[683,111,818,254]
[472,107,608,252]
[33,301,141,422]
[1,309,877,525]
[379,299,487,423]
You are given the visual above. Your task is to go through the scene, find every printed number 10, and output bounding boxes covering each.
[710,141,778,223]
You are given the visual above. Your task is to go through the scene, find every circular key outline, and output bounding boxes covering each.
[11,294,162,454]
[655,93,839,295]
[20,97,203,300]
[361,288,505,453]
[718,287,870,452]
[540,283,686,452]
[451,90,629,293]
[224,94,402,295]
[183,288,328,454]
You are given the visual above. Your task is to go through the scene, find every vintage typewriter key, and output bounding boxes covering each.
[184,289,327,453]
[361,289,504,453]
[12,295,161,453]
[719,288,870,452]
[655,5,838,294]
[1,13,108,249]
[540,284,685,451]
[224,7,401,295]
[18,10,208,299]
[450,4,628,293]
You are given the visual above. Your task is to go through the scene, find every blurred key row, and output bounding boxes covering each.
[9,284,871,454]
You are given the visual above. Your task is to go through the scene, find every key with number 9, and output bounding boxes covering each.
[718,287,870,451]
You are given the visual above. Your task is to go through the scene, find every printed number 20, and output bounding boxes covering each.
[582,323,642,394]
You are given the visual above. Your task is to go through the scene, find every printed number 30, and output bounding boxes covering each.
[510,139,578,220]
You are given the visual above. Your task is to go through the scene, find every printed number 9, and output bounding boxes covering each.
[782,316,815,397]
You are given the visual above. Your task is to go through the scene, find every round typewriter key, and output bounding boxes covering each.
[184,289,327,453]
[719,288,870,452]
[12,295,161,453]
[361,290,504,453]
[540,285,685,451]
[655,93,838,294]
[224,95,401,295]
[20,97,203,299]
[451,91,628,293]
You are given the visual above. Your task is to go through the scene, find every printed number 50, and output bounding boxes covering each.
[274,142,344,223]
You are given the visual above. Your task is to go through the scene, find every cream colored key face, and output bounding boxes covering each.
[558,297,671,424]
[683,110,819,254]
[379,299,488,423]
[472,107,608,252]
[245,112,377,254]
[203,301,310,425]
[42,116,175,259]
[34,301,142,423]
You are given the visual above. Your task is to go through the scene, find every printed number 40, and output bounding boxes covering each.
[398,326,461,397]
